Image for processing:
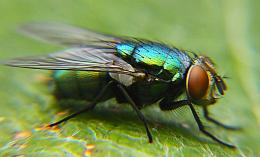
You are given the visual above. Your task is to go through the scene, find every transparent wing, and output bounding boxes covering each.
[3,47,145,77]
[19,22,121,47]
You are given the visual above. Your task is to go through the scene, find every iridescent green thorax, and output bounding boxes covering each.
[116,42,192,81]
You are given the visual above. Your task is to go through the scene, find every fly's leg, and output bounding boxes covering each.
[203,107,240,130]
[117,84,153,143]
[189,103,236,148]
[159,99,236,148]
[49,81,114,127]
[159,99,189,111]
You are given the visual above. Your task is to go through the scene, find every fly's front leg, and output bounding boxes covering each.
[189,103,236,148]
[159,99,189,111]
[159,99,236,148]
[203,107,240,130]
[117,84,153,143]
[49,81,114,127]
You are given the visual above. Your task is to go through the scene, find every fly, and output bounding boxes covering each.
[3,22,238,148]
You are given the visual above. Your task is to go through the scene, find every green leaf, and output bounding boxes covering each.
[0,0,259,156]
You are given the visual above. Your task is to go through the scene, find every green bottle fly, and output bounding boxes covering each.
[3,22,237,148]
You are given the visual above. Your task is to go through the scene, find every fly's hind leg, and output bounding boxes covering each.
[203,107,240,130]
[49,81,114,127]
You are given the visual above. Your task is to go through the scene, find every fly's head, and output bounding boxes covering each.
[186,55,227,106]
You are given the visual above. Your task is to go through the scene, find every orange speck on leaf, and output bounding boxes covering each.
[35,124,60,132]
[84,144,96,156]
[13,155,26,157]
[56,111,69,116]
[14,131,32,140]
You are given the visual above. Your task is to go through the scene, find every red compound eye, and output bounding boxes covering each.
[187,65,209,99]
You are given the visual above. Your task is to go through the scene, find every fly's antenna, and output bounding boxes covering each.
[222,75,230,79]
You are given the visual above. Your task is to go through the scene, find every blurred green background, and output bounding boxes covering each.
[0,0,259,156]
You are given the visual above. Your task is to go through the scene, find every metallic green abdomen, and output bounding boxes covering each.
[52,70,113,101]
[52,70,175,107]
